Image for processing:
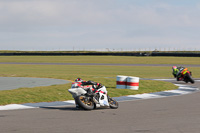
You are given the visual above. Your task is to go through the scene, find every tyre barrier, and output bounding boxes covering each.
[116,75,128,89]
[116,75,139,90]
[127,76,139,90]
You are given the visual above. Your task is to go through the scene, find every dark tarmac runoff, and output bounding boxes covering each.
[0,62,200,67]
[0,77,71,90]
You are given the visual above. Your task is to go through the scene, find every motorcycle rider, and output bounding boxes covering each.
[72,78,102,91]
[71,78,102,108]
[172,66,186,81]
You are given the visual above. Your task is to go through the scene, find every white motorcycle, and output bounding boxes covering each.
[68,85,118,110]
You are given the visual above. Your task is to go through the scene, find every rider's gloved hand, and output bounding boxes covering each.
[97,83,102,89]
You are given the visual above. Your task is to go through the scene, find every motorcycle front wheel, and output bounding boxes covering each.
[75,95,95,110]
[108,97,119,109]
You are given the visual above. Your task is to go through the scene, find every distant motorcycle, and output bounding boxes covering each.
[177,68,195,84]
[68,85,118,110]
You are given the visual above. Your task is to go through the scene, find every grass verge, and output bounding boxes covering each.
[0,64,180,105]
[0,55,199,105]
[0,79,177,105]
[0,56,199,65]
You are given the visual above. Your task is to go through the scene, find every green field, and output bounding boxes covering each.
[0,56,199,105]
[0,56,200,65]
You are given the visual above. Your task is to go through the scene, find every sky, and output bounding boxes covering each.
[0,0,200,51]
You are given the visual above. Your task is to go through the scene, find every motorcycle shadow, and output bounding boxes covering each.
[40,106,110,111]
[40,106,81,111]
[170,81,195,84]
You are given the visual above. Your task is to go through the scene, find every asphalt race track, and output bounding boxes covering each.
[0,62,200,67]
[0,80,199,133]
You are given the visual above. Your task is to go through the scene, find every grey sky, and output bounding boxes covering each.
[0,0,200,51]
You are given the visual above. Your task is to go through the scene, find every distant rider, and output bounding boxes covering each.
[172,66,186,81]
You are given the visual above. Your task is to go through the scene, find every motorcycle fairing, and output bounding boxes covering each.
[99,92,109,106]
[68,88,87,98]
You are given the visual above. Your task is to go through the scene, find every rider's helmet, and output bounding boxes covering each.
[172,66,178,74]
[75,78,82,82]
[172,66,177,70]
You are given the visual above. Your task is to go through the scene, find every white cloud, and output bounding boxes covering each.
[1,1,200,27]
[0,0,200,50]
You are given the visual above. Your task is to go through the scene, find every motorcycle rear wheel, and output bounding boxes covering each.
[108,97,119,109]
[75,95,95,110]
[185,73,195,84]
